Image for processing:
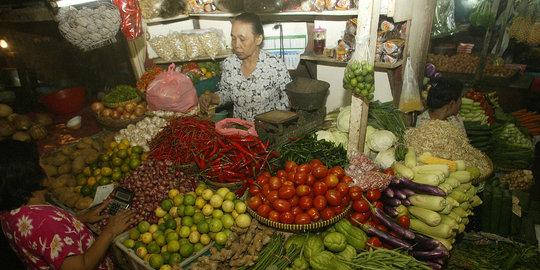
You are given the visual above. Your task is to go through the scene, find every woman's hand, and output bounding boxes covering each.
[102,209,136,237]
[77,200,111,224]
[199,93,220,113]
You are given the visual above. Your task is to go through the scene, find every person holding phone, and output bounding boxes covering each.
[0,140,135,270]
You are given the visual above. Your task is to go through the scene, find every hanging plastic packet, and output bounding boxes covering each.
[343,33,375,101]
[113,0,143,40]
[398,57,423,112]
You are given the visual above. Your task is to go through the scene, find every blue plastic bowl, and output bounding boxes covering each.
[195,76,220,97]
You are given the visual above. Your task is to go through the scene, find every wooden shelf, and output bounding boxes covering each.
[145,14,190,25]
[374,59,403,69]
[189,10,359,18]
[300,53,403,69]
[151,49,233,64]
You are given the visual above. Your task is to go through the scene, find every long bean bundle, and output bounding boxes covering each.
[368,101,409,140]
[238,233,300,270]
[341,248,431,270]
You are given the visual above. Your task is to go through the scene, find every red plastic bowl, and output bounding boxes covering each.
[39,87,86,114]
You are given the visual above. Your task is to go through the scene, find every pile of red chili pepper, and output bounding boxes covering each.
[149,117,278,184]
[136,66,163,94]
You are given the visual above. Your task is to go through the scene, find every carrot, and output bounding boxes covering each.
[519,118,540,125]
[516,112,539,120]
[511,109,527,116]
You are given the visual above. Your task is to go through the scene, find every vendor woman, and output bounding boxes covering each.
[416,77,466,133]
[199,12,292,122]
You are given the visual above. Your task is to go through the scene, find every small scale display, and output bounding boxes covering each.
[107,187,134,216]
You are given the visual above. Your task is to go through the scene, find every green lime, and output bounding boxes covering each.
[168,253,182,265]
[147,242,160,254]
[354,68,362,76]
[149,254,164,269]
[179,243,194,258]
[178,238,190,247]
[99,154,110,162]
[131,145,143,154]
[161,252,171,264]
[158,223,167,232]
[361,89,369,96]
[155,235,166,246]
[192,212,204,224]
[80,186,91,196]
[129,228,141,240]
[165,219,177,230]
[165,232,179,243]
[161,200,173,212]
[76,174,87,186]
[138,221,150,233]
[129,158,141,169]
[167,240,180,253]
[117,149,128,159]
[123,239,135,249]
[183,194,195,206]
[98,177,111,186]
[111,157,123,167]
[181,216,194,227]
[350,78,357,87]
[176,205,185,217]
[121,164,130,173]
[101,167,112,176]
[193,243,204,252]
[111,171,122,181]
[134,241,146,250]
[184,206,195,216]
[197,221,209,234]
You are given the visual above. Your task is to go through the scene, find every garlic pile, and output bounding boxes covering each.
[114,116,168,151]
[500,170,535,190]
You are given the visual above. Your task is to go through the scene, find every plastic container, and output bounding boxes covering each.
[113,231,214,270]
[215,110,228,122]
[39,87,86,114]
[194,76,220,97]
[313,26,326,55]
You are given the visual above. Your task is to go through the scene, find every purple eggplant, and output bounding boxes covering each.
[401,199,411,206]
[400,188,415,197]
[381,196,402,207]
[358,222,413,250]
[398,178,446,196]
[421,261,442,270]
[431,258,444,265]
[371,204,415,240]
[410,248,449,260]
[394,189,407,200]
[383,187,395,198]
[411,233,440,251]
[384,205,399,217]
[391,177,401,186]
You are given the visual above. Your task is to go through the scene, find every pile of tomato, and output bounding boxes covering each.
[346,168,411,249]
[247,159,352,225]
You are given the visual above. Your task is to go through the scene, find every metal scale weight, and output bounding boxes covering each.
[254,77,330,150]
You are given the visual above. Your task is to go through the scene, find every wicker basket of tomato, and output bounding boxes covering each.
[245,159,353,232]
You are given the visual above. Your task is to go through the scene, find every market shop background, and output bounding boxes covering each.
[0,21,136,114]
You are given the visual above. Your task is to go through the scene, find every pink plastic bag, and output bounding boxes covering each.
[146,63,198,112]
[215,118,258,137]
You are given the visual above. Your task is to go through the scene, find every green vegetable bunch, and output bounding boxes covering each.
[278,134,348,169]
[343,60,375,100]
[103,85,139,104]
[469,0,496,28]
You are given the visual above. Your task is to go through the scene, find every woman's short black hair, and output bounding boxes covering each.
[427,77,463,110]
[234,12,264,38]
[0,140,46,211]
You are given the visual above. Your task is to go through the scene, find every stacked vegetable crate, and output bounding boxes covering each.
[390,149,483,251]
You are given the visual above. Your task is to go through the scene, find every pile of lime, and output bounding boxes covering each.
[343,60,375,100]
[76,139,147,198]
[123,184,252,269]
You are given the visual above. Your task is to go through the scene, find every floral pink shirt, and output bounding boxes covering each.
[0,205,115,270]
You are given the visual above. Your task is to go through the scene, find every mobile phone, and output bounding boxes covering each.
[107,187,134,216]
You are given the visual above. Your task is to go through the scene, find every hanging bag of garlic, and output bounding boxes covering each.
[56,1,121,51]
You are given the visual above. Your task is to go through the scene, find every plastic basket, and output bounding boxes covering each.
[246,198,351,232]
[113,231,214,270]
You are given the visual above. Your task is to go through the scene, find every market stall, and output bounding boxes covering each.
[1,0,540,270]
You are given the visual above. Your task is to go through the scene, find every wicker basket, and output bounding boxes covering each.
[103,96,142,109]
[203,177,244,192]
[175,162,199,175]
[95,114,145,130]
[474,154,494,184]
[246,201,352,232]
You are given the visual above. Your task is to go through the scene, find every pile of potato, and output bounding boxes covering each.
[41,132,116,211]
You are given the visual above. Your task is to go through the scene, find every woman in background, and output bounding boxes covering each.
[416,77,466,133]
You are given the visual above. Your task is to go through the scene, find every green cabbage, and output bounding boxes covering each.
[336,106,351,132]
